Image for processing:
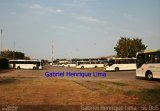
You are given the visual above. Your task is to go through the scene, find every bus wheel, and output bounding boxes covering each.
[95,66,97,68]
[81,66,84,69]
[115,67,119,71]
[146,71,153,80]
[17,66,20,69]
[68,65,70,67]
[33,67,36,69]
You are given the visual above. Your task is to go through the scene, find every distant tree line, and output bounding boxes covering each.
[0,50,30,60]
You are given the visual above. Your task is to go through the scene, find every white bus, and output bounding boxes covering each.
[64,61,76,67]
[76,60,106,68]
[136,49,160,80]
[9,60,43,69]
[64,59,81,67]
[64,63,76,67]
[52,59,69,67]
[105,58,136,71]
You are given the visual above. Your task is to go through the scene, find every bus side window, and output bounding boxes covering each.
[155,53,160,63]
[91,61,94,64]
[116,60,120,64]
[126,59,130,63]
[97,61,100,64]
[121,59,126,64]
[145,54,151,63]
[151,54,155,63]
[145,53,157,64]
[129,59,132,63]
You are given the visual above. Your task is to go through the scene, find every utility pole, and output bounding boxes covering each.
[0,29,2,56]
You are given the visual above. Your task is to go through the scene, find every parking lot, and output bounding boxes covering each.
[0,65,160,106]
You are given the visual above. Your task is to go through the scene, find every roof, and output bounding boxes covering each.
[137,49,160,54]
[9,59,41,62]
[110,58,136,60]
[144,49,160,53]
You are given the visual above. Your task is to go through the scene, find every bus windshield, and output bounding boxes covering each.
[136,54,145,68]
[108,60,115,66]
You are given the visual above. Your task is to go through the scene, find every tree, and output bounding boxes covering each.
[1,49,30,60]
[23,56,31,60]
[114,37,147,58]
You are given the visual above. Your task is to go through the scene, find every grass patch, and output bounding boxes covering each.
[107,81,128,86]
[124,88,160,104]
[139,88,160,104]
[72,80,100,91]
[85,81,125,94]
[123,90,137,95]
[0,77,19,85]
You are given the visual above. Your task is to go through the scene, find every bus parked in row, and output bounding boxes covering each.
[52,58,108,68]
[136,49,160,80]
[9,60,43,69]
[64,61,77,67]
[105,58,136,71]
[76,60,107,68]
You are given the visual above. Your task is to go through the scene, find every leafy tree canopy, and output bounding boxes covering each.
[1,50,30,60]
[114,37,147,58]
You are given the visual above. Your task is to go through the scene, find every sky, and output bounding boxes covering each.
[0,0,160,60]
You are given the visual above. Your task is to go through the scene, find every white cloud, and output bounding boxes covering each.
[74,14,105,24]
[29,4,64,14]
[47,8,64,13]
[79,16,100,23]
[29,4,42,9]
[55,9,64,13]
[63,0,98,7]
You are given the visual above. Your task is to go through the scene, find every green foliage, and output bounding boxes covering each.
[114,37,147,57]
[1,50,30,60]
[139,88,160,104]
[24,56,31,60]
[124,88,160,104]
